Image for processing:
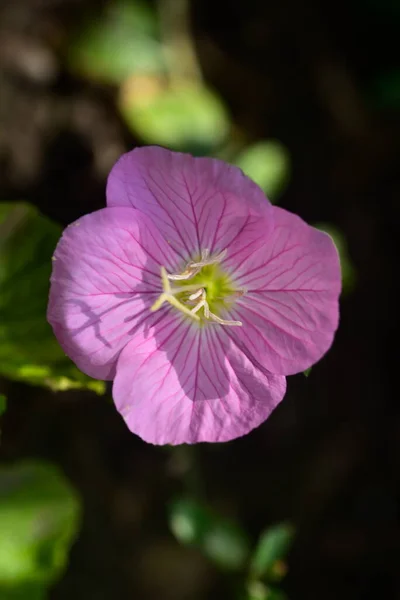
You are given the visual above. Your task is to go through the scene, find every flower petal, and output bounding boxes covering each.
[113,313,286,445]
[225,207,341,375]
[47,207,180,380]
[106,146,273,262]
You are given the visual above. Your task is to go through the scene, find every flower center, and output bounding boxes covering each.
[150,249,243,326]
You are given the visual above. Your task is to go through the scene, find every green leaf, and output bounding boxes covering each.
[303,367,312,378]
[370,70,400,110]
[249,523,294,581]
[0,583,46,600]
[0,395,6,417]
[0,202,105,394]
[266,591,287,600]
[245,581,287,600]
[68,0,165,84]
[0,461,81,592]
[315,223,356,295]
[119,81,230,154]
[234,141,291,201]
[169,498,250,570]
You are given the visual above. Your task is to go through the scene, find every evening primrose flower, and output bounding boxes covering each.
[47,146,341,445]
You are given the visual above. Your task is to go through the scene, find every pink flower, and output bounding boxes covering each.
[48,147,341,445]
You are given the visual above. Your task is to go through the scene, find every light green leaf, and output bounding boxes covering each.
[246,580,269,600]
[303,367,312,378]
[0,395,6,417]
[0,202,105,394]
[315,223,356,295]
[234,141,291,201]
[246,581,287,600]
[120,81,230,153]
[249,523,294,581]
[169,498,249,570]
[0,461,81,591]
[68,0,165,84]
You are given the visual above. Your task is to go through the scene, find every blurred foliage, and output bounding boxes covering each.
[245,581,287,600]
[68,0,230,153]
[119,78,230,153]
[169,497,250,570]
[234,141,291,202]
[0,394,6,417]
[0,203,104,394]
[0,584,46,600]
[315,223,356,295]
[371,70,400,109]
[169,496,292,600]
[0,461,81,598]
[249,523,294,582]
[68,0,165,84]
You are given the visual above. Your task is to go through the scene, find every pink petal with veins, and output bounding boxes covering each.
[113,312,286,444]
[47,207,180,379]
[223,207,341,375]
[106,146,274,262]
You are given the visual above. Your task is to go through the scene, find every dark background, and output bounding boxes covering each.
[0,0,399,598]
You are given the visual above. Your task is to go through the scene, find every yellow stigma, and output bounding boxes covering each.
[150,267,201,321]
[150,250,243,326]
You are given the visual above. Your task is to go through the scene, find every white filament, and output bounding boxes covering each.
[151,250,242,327]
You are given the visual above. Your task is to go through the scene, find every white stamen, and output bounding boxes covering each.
[152,251,242,326]
[167,268,201,281]
[191,299,206,315]
[167,249,227,282]
[190,289,207,315]
[188,289,203,301]
[208,312,242,327]
[189,249,227,269]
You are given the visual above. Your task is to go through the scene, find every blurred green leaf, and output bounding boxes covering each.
[246,581,269,600]
[0,395,6,416]
[120,80,230,153]
[0,461,81,593]
[315,223,356,295]
[370,70,400,110]
[264,589,287,600]
[234,141,291,202]
[169,498,250,570]
[0,583,46,600]
[0,202,105,394]
[68,0,165,84]
[303,368,312,377]
[246,581,287,600]
[249,523,294,581]
[268,591,287,600]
